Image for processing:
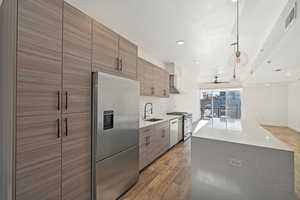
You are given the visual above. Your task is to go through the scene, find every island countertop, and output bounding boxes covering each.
[192,119,293,152]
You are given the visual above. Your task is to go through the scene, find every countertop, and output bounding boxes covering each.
[192,119,293,152]
[139,115,182,129]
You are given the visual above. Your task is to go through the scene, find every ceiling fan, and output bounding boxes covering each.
[201,74,231,85]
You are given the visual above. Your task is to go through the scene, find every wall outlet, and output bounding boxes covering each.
[228,158,243,167]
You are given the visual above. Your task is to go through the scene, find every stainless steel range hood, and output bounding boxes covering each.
[169,74,180,94]
[166,62,180,94]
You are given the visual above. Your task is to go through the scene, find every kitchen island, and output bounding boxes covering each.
[191,119,295,200]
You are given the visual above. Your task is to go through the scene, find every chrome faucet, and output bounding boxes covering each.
[144,103,153,120]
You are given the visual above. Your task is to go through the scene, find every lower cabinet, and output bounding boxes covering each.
[139,121,170,171]
[62,113,91,200]
[16,113,91,200]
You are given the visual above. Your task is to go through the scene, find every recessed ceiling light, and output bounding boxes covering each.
[176,40,185,46]
[194,60,201,65]
[285,72,292,77]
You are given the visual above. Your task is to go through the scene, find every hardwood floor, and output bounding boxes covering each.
[262,125,300,200]
[121,141,191,200]
[121,126,300,200]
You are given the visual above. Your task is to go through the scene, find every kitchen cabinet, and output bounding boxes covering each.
[138,58,154,96]
[63,3,92,114]
[92,21,119,74]
[163,70,170,97]
[138,57,169,98]
[62,113,91,200]
[119,36,138,80]
[154,122,170,157]
[17,0,63,117]
[16,115,62,200]
[92,22,138,80]
[16,2,92,200]
[139,121,170,171]
[139,127,153,171]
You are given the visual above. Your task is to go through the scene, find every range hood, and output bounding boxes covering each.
[166,63,180,94]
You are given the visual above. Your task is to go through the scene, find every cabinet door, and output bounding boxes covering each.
[139,127,152,170]
[16,115,62,200]
[163,70,170,97]
[63,3,92,114]
[119,36,138,80]
[92,21,119,74]
[62,113,91,200]
[138,58,153,96]
[152,66,164,97]
[155,122,170,157]
[17,0,63,116]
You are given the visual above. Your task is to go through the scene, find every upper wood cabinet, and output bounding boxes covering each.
[63,3,92,114]
[92,21,119,74]
[118,36,138,80]
[17,0,63,117]
[138,58,153,96]
[92,21,138,80]
[16,115,62,200]
[138,57,169,98]
[163,70,170,97]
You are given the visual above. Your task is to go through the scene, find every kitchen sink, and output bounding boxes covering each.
[145,118,163,122]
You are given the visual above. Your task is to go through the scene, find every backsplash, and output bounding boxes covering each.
[139,96,175,120]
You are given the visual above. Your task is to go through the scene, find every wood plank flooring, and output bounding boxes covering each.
[262,125,300,200]
[121,126,300,200]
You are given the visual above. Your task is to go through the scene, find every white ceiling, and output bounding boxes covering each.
[66,0,299,85]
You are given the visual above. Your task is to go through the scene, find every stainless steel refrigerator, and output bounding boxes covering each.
[92,72,139,200]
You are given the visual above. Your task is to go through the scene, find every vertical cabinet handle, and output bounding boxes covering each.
[65,91,68,110]
[65,118,68,136]
[116,58,120,71]
[57,119,60,138]
[151,87,154,95]
[145,136,150,146]
[120,58,123,71]
[57,91,61,110]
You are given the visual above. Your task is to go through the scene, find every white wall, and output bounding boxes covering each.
[288,81,300,132]
[168,67,201,122]
[242,85,288,126]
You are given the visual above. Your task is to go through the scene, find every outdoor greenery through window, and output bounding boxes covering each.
[200,88,242,130]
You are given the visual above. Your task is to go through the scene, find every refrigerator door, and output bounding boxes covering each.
[96,146,139,200]
[93,72,139,161]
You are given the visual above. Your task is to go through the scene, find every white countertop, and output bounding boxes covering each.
[139,115,182,129]
[192,119,293,152]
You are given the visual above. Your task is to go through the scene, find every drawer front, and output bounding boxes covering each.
[139,127,153,170]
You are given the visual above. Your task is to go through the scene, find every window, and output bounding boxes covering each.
[200,88,242,129]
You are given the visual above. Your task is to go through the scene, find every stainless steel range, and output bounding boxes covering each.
[167,112,193,141]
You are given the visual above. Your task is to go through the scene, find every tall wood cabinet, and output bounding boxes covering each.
[138,57,169,98]
[16,2,91,200]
